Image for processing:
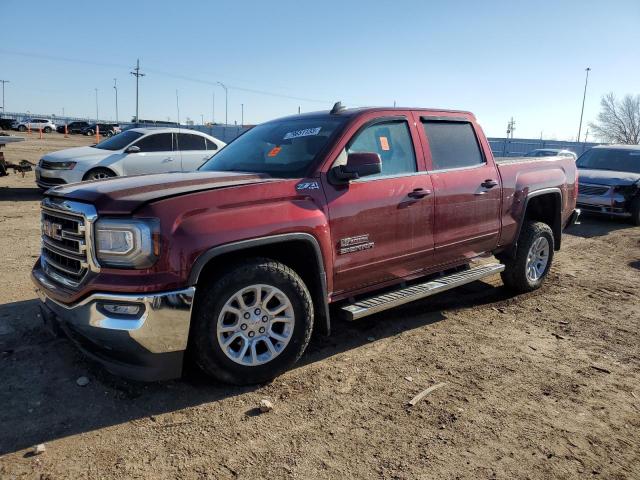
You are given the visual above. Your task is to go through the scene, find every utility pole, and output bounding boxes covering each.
[298,106,301,114]
[201,114,204,125]
[577,67,591,144]
[94,88,99,121]
[241,103,244,127]
[0,79,8,112]
[217,82,228,126]
[506,117,516,139]
[130,59,145,124]
[212,92,215,124]
[113,78,119,124]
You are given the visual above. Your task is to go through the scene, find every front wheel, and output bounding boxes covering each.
[44,127,52,133]
[82,168,115,181]
[501,221,554,293]
[191,258,314,385]
[630,197,640,226]
[18,125,26,132]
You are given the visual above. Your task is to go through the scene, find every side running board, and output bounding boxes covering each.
[340,263,505,321]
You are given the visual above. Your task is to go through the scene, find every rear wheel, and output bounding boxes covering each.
[43,127,52,133]
[630,197,640,226]
[191,258,313,385]
[82,168,115,181]
[501,221,554,293]
[18,125,26,132]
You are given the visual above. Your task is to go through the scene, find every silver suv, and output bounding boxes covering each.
[15,118,57,133]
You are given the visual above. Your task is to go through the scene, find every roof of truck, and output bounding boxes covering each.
[272,106,475,122]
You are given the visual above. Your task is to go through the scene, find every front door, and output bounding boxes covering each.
[418,118,501,266]
[323,115,435,296]
[124,132,177,175]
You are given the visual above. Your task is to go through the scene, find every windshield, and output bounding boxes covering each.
[199,117,346,178]
[577,148,640,174]
[92,130,143,151]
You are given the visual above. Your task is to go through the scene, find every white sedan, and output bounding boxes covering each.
[35,128,225,189]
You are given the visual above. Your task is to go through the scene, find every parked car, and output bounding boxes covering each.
[35,127,225,188]
[56,121,91,134]
[525,148,577,160]
[15,118,56,133]
[576,145,640,224]
[81,123,118,136]
[32,106,579,384]
[0,118,17,130]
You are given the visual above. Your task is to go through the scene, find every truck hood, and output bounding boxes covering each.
[578,168,640,186]
[42,146,110,163]
[46,171,277,214]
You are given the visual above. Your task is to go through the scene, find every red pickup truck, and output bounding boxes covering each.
[33,105,579,384]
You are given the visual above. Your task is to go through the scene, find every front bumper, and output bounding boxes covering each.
[32,267,195,381]
[577,190,631,217]
[35,166,72,189]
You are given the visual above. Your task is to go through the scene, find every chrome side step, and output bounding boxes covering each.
[340,263,505,321]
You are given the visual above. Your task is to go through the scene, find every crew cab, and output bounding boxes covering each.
[32,105,579,384]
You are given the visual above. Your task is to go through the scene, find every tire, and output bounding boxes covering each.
[18,125,26,132]
[44,127,51,133]
[501,221,554,294]
[82,168,116,181]
[630,197,640,226]
[86,130,94,136]
[191,258,314,385]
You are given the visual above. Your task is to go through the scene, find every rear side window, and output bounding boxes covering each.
[134,133,174,152]
[422,121,484,170]
[205,138,218,151]
[176,133,206,151]
[347,120,417,177]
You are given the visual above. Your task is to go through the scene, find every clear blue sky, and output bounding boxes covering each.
[1,0,638,140]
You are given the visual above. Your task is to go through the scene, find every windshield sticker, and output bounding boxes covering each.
[283,127,321,140]
[379,136,390,151]
[268,146,282,157]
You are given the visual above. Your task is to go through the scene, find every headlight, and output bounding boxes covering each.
[94,218,159,268]
[46,161,77,170]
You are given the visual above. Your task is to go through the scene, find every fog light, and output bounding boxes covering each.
[102,304,141,316]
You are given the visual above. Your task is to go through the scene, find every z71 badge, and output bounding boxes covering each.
[338,234,375,254]
[296,181,320,191]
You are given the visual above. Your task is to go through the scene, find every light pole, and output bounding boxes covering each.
[201,114,204,125]
[212,92,215,124]
[130,58,145,124]
[113,78,119,124]
[217,82,228,126]
[577,67,591,143]
[0,80,8,112]
[94,88,99,121]
[241,103,244,127]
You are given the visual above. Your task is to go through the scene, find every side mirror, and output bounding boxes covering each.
[125,145,140,154]
[331,152,381,183]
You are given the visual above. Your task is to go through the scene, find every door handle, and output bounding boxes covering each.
[162,157,174,163]
[481,179,498,188]
[408,188,432,199]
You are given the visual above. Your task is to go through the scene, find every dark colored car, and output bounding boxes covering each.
[32,106,579,384]
[0,118,17,130]
[81,123,116,136]
[576,145,640,224]
[56,121,91,134]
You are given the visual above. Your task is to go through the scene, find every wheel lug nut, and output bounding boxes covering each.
[248,331,255,338]
[254,308,261,315]
[262,316,268,322]
[259,327,265,334]
[240,323,248,330]
[243,312,250,319]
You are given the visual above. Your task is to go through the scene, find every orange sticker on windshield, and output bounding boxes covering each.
[379,136,390,151]
[268,146,282,157]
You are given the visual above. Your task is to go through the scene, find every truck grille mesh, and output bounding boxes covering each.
[41,206,89,287]
[578,184,609,196]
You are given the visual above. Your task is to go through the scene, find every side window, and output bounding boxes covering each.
[347,120,417,177]
[133,133,173,152]
[422,121,484,170]
[205,138,218,151]
[176,133,206,151]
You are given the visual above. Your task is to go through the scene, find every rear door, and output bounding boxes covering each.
[416,115,501,266]
[124,132,177,175]
[175,132,210,171]
[322,113,435,295]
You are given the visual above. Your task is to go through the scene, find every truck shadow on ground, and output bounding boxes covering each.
[565,214,635,238]
[0,279,513,456]
[0,186,43,202]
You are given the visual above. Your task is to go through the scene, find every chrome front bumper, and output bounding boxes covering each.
[32,266,195,381]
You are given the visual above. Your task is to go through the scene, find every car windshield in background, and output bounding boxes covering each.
[200,118,345,177]
[92,130,143,151]
[577,148,640,174]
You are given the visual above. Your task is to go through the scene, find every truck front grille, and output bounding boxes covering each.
[578,184,610,196]
[40,199,98,288]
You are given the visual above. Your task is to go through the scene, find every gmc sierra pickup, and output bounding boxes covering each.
[33,105,579,384]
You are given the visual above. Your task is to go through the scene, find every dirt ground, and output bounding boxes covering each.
[0,134,639,479]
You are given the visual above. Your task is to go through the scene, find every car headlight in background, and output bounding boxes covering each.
[94,218,160,268]
[45,161,77,170]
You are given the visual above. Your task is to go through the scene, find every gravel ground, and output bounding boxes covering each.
[0,134,639,479]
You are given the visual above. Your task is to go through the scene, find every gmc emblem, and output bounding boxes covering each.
[42,220,63,240]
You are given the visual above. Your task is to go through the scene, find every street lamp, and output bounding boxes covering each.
[113,78,119,124]
[241,103,244,127]
[0,79,8,112]
[577,67,591,143]
[217,82,228,126]
[94,88,99,121]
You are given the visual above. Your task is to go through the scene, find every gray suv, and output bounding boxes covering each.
[576,145,640,225]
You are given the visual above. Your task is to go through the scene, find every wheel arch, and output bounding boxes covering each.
[82,166,118,181]
[189,233,331,335]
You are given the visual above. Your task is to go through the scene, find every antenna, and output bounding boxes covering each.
[330,101,346,114]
